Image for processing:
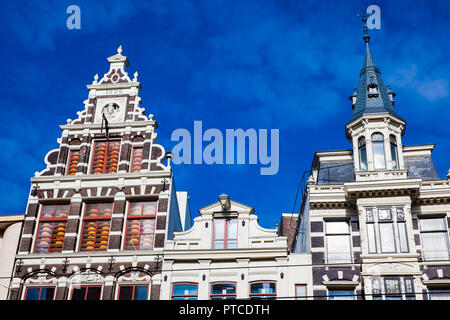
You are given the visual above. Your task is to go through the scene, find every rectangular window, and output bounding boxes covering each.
[372,278,382,300]
[295,284,307,300]
[384,278,402,300]
[24,287,55,300]
[420,217,450,261]
[90,140,120,174]
[328,290,354,300]
[379,222,396,253]
[124,201,157,250]
[404,278,415,300]
[118,285,149,300]
[66,150,80,175]
[249,282,276,300]
[172,283,198,300]
[365,207,410,255]
[372,277,416,300]
[428,289,450,300]
[35,204,69,253]
[210,283,236,300]
[71,286,102,300]
[325,221,352,264]
[130,147,143,173]
[213,218,237,249]
[79,203,113,251]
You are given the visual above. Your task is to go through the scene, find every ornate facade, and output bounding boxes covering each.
[8,47,191,300]
[292,29,450,300]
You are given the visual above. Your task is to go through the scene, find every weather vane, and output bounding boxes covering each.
[356,8,370,43]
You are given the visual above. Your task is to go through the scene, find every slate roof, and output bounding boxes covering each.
[404,155,440,181]
[316,161,355,185]
[347,38,404,125]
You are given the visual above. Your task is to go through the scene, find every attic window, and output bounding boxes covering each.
[367,83,379,98]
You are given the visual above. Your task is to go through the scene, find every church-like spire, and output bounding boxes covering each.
[347,11,403,125]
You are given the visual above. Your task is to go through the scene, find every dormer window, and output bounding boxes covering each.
[367,83,379,98]
[213,218,237,249]
[371,133,386,169]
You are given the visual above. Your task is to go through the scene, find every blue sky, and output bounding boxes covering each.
[0,0,449,228]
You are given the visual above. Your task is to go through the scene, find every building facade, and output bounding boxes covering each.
[160,194,311,300]
[292,30,450,300]
[0,214,24,299]
[8,47,190,300]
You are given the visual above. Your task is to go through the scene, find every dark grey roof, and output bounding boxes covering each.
[404,156,440,181]
[316,161,355,185]
[347,40,404,125]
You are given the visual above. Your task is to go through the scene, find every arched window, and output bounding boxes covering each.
[390,135,399,170]
[358,137,368,171]
[371,133,386,169]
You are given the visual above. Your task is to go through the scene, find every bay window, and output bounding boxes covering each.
[90,140,120,174]
[249,282,276,300]
[325,221,352,264]
[172,283,198,300]
[35,204,69,253]
[24,287,55,300]
[79,202,113,251]
[213,218,237,249]
[210,283,236,300]
[124,201,157,250]
[419,217,450,261]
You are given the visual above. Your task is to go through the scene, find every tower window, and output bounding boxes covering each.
[358,137,368,171]
[390,135,399,170]
[367,83,379,98]
[371,133,386,169]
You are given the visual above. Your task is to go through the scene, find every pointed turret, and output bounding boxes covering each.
[347,33,403,125]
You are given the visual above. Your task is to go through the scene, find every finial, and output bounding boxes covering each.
[133,71,138,82]
[117,45,123,55]
[357,8,370,43]
[93,73,99,84]
[447,169,450,179]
